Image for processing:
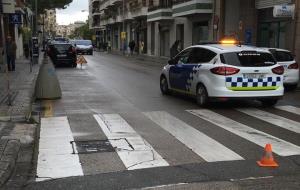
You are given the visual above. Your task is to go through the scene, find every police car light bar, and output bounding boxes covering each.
[220,39,237,45]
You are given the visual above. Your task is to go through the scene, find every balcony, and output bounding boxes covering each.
[131,6,148,18]
[100,0,110,10]
[92,8,101,14]
[147,1,173,22]
[172,0,213,17]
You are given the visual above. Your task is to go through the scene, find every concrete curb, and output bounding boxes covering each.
[108,50,168,66]
[0,139,21,187]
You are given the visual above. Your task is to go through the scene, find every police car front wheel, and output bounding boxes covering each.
[160,76,170,95]
[196,84,209,107]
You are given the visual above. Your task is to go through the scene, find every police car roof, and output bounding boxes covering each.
[260,47,291,52]
[189,44,271,54]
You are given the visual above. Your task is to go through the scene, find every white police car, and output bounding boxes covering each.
[266,48,299,90]
[160,40,284,106]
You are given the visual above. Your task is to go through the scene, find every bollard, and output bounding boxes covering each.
[35,54,62,99]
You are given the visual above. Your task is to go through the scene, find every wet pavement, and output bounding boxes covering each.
[20,52,300,189]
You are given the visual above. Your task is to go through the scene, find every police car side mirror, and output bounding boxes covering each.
[168,59,176,65]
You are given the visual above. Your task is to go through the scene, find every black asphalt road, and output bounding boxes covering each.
[25,52,300,190]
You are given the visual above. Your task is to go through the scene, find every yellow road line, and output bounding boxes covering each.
[43,100,53,117]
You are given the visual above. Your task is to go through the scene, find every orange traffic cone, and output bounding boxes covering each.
[257,144,279,167]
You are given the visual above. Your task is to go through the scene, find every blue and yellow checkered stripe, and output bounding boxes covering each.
[226,76,281,91]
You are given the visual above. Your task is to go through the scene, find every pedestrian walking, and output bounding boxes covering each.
[139,40,144,54]
[107,40,111,53]
[170,40,180,59]
[129,40,135,56]
[6,36,17,71]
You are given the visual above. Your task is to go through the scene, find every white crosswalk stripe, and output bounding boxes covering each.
[187,109,300,156]
[93,114,169,170]
[37,107,300,180]
[275,105,300,116]
[143,111,244,162]
[237,108,300,134]
[37,117,83,181]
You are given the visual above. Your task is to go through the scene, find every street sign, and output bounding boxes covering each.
[9,13,22,24]
[273,4,295,18]
[121,31,126,40]
[2,0,15,14]
[77,55,87,64]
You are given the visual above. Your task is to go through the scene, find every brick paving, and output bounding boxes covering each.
[0,57,40,189]
[0,58,40,121]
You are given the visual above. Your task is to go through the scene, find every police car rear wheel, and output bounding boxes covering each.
[196,84,208,106]
[260,99,278,107]
[160,76,169,95]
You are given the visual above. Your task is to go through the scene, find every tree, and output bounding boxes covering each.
[69,23,93,40]
[29,0,73,13]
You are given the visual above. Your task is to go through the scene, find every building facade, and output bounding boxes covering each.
[0,0,33,59]
[43,9,56,38]
[89,0,299,63]
[56,21,85,37]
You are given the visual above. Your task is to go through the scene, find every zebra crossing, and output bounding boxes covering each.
[36,105,300,181]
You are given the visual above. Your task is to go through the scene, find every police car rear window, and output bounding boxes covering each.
[273,51,294,62]
[220,51,276,67]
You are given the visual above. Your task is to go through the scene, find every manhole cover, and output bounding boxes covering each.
[71,140,115,154]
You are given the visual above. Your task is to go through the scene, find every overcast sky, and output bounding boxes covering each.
[56,0,89,25]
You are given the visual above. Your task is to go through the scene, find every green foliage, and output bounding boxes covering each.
[69,23,93,40]
[29,0,73,13]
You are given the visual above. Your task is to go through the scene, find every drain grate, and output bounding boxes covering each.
[0,91,18,105]
[71,140,115,154]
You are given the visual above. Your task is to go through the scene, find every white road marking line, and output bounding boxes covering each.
[93,114,169,170]
[275,105,300,116]
[188,109,300,156]
[143,111,243,162]
[237,108,300,134]
[230,176,274,182]
[37,117,83,181]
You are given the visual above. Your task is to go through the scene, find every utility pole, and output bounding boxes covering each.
[122,0,125,55]
[34,0,37,35]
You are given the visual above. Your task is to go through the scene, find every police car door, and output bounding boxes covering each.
[187,48,217,93]
[169,48,192,91]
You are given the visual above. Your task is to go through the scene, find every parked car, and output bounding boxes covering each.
[54,37,69,43]
[266,48,299,90]
[47,42,77,67]
[74,40,93,55]
[160,40,284,107]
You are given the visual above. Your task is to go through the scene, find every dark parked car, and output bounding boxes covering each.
[74,40,93,55]
[47,42,77,67]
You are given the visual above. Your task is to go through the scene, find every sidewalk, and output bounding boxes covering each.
[0,59,40,121]
[0,58,40,188]
[103,49,169,65]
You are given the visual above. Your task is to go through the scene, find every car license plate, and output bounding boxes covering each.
[243,73,265,79]
[57,54,67,57]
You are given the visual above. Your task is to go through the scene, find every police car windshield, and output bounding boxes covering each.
[220,51,276,67]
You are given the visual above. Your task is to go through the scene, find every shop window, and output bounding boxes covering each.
[257,21,288,49]
[192,22,209,45]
